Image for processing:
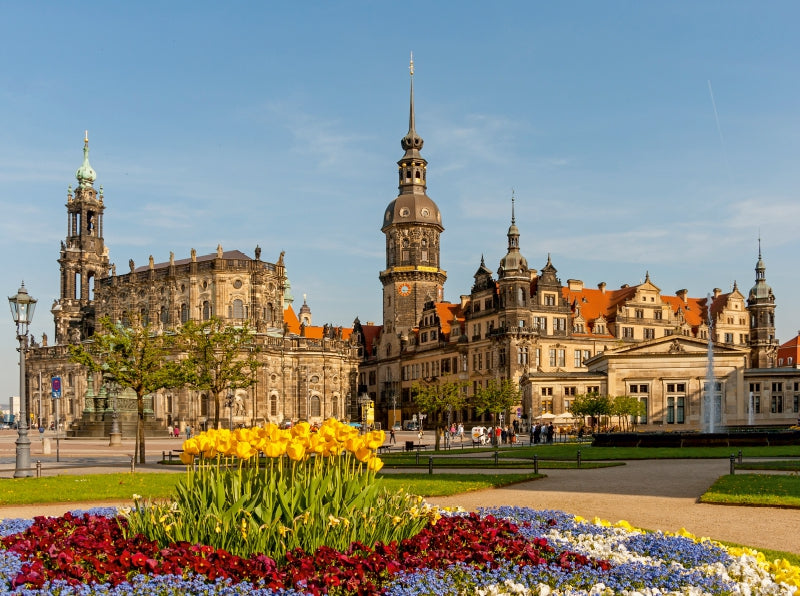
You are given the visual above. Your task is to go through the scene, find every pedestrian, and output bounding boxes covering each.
[390,428,396,444]
[529,425,535,445]
[548,423,555,443]
[533,423,541,444]
[501,427,507,444]
[185,425,192,440]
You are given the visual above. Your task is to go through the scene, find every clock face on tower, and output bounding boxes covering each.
[398,283,411,296]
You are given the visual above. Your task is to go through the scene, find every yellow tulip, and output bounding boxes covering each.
[263,441,286,458]
[286,441,307,461]
[365,430,385,450]
[367,456,384,472]
[234,441,256,460]
[179,451,195,465]
[182,438,200,456]
[354,446,372,463]
[290,421,309,437]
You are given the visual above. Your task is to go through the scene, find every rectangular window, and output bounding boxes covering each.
[541,387,553,396]
[542,399,553,413]
[586,385,600,394]
[554,318,566,332]
[771,395,783,414]
[643,328,655,340]
[622,327,634,339]
[595,323,605,334]
[666,383,686,424]
[558,349,566,367]
[549,349,556,367]
[635,308,644,319]
[544,294,555,306]
[794,395,799,413]
[535,348,541,368]
[772,382,783,393]
[574,350,582,368]
[564,386,576,396]
[724,333,734,343]
[583,350,591,362]
[534,317,547,331]
[654,310,663,320]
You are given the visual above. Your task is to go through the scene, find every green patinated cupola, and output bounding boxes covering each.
[75,131,96,188]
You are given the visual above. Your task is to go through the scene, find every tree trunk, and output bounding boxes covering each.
[214,392,222,429]
[137,394,146,464]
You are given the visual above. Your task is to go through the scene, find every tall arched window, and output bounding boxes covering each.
[180,303,189,323]
[202,301,211,320]
[310,395,321,417]
[270,394,278,416]
[232,299,244,319]
[160,306,168,325]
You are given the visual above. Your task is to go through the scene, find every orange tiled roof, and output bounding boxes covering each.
[435,302,463,337]
[563,283,713,335]
[282,304,352,339]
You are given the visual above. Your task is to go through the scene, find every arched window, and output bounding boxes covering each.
[270,394,278,416]
[202,301,211,320]
[180,303,189,323]
[232,299,244,319]
[266,303,274,323]
[160,306,168,325]
[310,395,321,417]
[140,308,149,327]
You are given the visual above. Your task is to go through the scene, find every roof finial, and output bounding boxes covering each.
[511,189,516,224]
[84,130,88,144]
[408,51,416,135]
[76,130,96,188]
[758,233,762,260]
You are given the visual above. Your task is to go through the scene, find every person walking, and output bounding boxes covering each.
[389,428,396,444]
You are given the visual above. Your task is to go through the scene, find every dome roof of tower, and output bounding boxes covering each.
[382,192,442,230]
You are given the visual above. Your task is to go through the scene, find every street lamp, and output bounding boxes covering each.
[8,283,37,478]
[107,379,122,446]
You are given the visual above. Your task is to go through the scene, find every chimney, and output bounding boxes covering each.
[713,288,722,298]
[460,295,469,309]
[598,282,606,294]
[676,289,688,304]
[568,279,584,291]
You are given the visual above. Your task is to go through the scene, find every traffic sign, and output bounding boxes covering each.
[51,376,62,399]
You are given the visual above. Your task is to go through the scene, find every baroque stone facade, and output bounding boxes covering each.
[24,136,360,435]
[354,62,800,432]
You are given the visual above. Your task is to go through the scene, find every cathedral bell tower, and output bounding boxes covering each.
[747,241,778,368]
[53,132,110,343]
[379,55,446,337]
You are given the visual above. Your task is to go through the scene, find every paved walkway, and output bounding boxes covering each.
[428,459,800,555]
[0,432,797,555]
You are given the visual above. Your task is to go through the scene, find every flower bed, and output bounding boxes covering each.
[0,506,797,595]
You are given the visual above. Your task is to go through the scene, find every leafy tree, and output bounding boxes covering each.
[70,316,185,463]
[570,393,613,433]
[180,317,261,429]
[411,380,467,450]
[611,394,646,431]
[473,379,521,443]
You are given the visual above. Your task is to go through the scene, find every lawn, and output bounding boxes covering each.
[0,471,542,505]
[700,473,800,508]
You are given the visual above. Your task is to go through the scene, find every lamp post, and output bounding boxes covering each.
[8,283,36,478]
[107,379,122,446]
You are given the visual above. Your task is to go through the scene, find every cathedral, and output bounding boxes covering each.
[25,134,360,436]
[20,62,800,437]
[352,60,800,432]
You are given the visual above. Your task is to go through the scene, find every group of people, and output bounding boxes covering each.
[530,422,555,444]
[470,425,519,445]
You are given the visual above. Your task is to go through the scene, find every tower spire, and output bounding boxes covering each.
[401,52,423,154]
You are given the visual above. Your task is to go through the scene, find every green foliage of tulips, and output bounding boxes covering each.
[124,422,436,562]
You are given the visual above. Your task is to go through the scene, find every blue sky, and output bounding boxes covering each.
[2,2,799,404]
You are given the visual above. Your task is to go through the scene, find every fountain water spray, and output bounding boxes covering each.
[704,293,716,433]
